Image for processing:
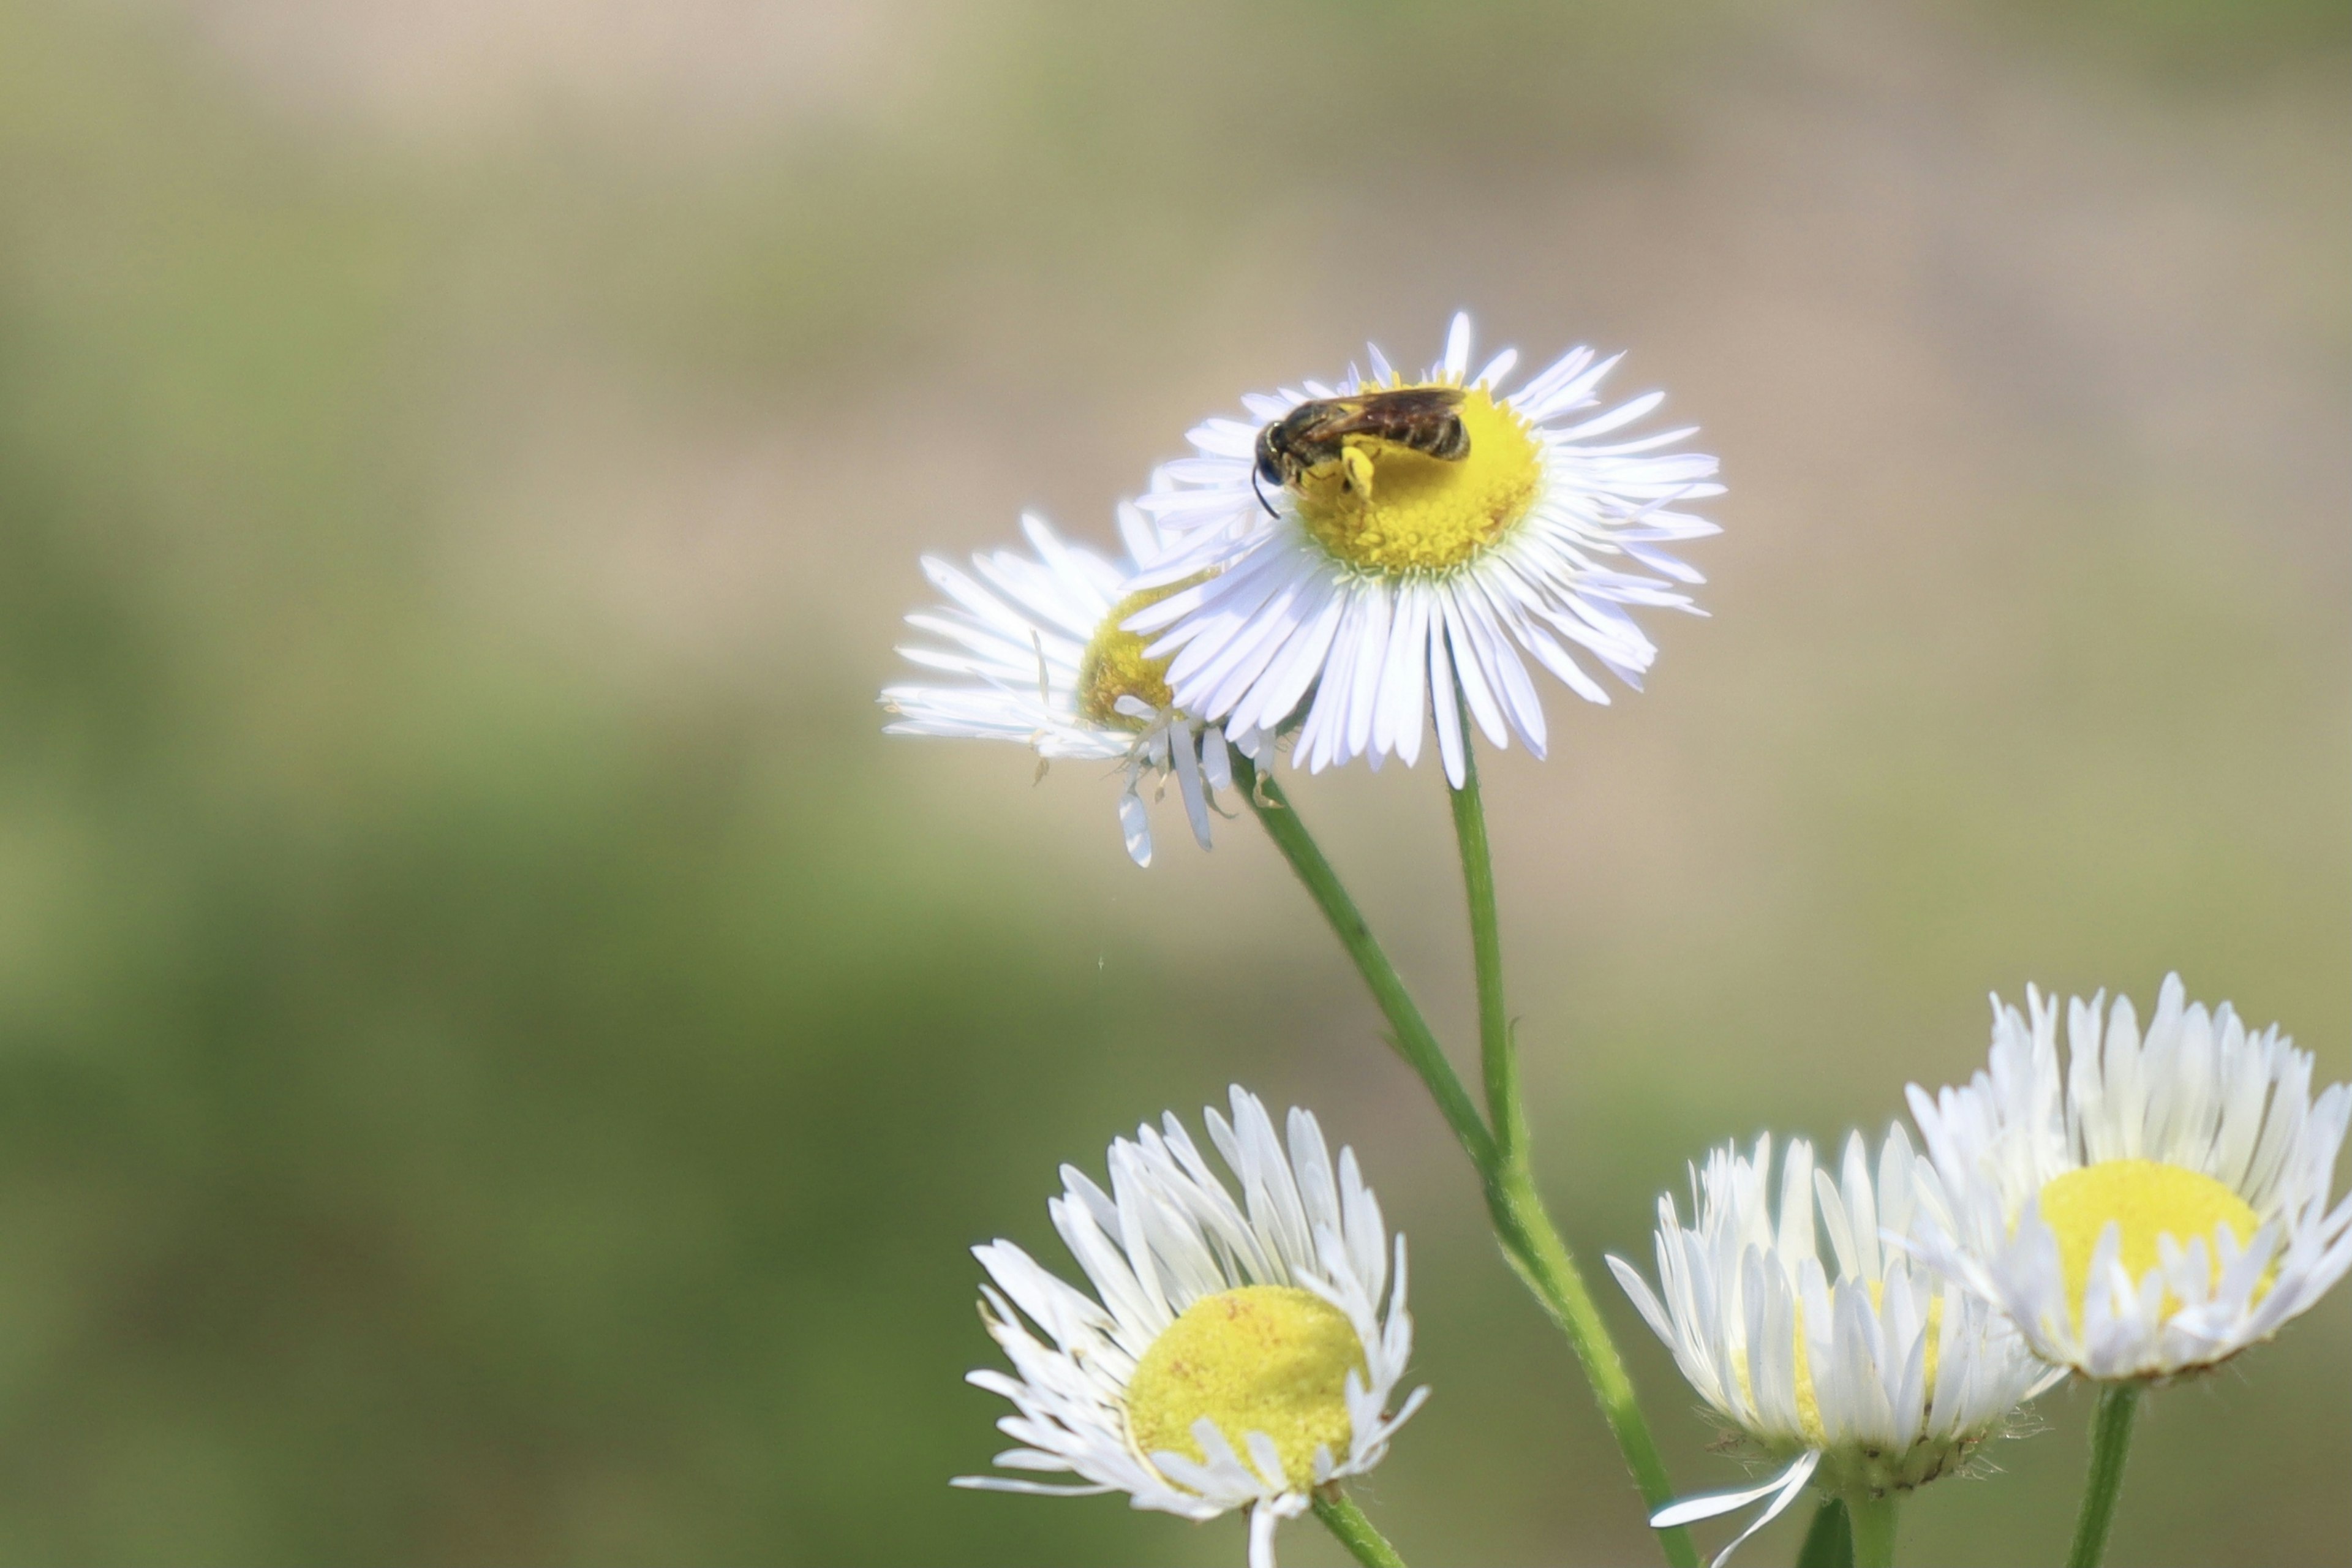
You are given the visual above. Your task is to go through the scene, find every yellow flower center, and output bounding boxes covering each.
[1077,584,1188,729]
[2036,1159,2261,1329]
[1293,385,1543,576]
[1125,1284,1364,1488]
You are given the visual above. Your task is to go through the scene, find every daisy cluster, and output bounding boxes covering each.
[886,317,2346,1568]
[1611,975,2349,1563]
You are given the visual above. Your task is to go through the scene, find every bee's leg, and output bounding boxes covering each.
[1341,445,1376,500]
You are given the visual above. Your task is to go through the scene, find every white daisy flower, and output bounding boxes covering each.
[955,1087,1426,1568]
[1609,1127,2059,1567]
[882,507,1264,867]
[1126,312,1722,785]
[1908,974,2352,1381]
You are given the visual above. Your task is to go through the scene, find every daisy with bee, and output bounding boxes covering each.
[1133,314,1722,783]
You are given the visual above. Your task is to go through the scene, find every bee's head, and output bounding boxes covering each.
[1250,464,1278,516]
[1250,435,1283,517]
[1253,418,1287,481]
[1250,425,1287,517]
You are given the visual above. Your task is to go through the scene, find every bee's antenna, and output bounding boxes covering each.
[1251,465,1278,519]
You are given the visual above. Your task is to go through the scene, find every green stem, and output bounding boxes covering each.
[1444,715,1525,1159]
[1846,1494,1899,1568]
[2067,1382,2143,1568]
[1237,745,1692,1567]
[1482,1143,1695,1566]
[1232,754,1493,1169]
[1235,749,1692,1566]
[1795,1496,1855,1568]
[1311,1490,1407,1568]
[1446,731,1693,1568]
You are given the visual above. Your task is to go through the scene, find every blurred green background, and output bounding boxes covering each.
[0,1,2343,1563]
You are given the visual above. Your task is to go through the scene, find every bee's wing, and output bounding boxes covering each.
[1282,396,1377,444]
[1314,386,1466,442]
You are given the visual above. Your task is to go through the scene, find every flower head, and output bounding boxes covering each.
[956,1088,1425,1568]
[883,508,1263,866]
[1610,1126,2056,1566]
[1128,312,1721,785]
[1908,975,2352,1381]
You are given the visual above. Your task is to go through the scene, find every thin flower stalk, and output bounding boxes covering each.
[1231,755,1492,1170]
[1847,1495,1899,1568]
[1313,1490,1409,1568]
[1447,729,1690,1561]
[2065,1384,2142,1568]
[1232,750,1697,1568]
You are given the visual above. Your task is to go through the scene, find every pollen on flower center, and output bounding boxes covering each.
[1293,386,1543,576]
[2037,1158,2261,1327]
[1078,585,1185,728]
[1125,1284,1363,1489]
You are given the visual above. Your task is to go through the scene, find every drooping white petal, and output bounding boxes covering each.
[1650,1450,1820,1568]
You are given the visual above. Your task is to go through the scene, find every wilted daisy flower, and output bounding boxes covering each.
[1127,312,1721,785]
[956,1087,1425,1568]
[1909,974,2352,1381]
[882,507,1264,867]
[1608,1128,2057,1566]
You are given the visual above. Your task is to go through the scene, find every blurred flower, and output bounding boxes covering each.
[1128,312,1721,785]
[883,508,1264,866]
[1609,1127,2057,1567]
[955,1087,1425,1568]
[1908,974,2352,1381]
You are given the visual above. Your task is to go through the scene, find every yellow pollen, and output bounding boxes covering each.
[2037,1159,2261,1329]
[1077,583,1189,729]
[1294,385,1543,575]
[1125,1284,1364,1488]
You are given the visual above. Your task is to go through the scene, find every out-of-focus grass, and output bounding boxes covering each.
[0,1,2344,1564]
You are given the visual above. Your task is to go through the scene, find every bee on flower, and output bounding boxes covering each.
[1127,312,1722,785]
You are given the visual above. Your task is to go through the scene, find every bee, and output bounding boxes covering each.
[1252,386,1470,515]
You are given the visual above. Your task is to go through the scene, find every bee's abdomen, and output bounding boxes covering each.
[1422,417,1471,461]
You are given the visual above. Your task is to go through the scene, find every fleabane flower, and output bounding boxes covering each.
[882,507,1264,867]
[1127,312,1721,785]
[1609,1127,2057,1566]
[1908,974,2352,1381]
[955,1087,1425,1568]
